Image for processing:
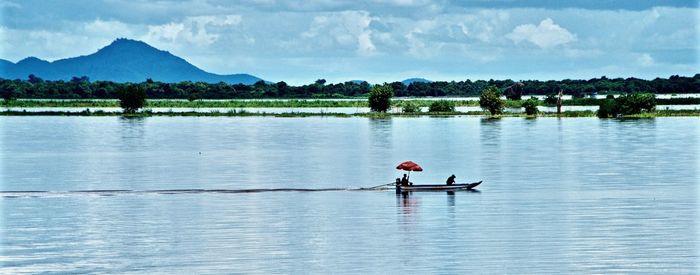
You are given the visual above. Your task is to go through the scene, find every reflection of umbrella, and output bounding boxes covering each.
[396,161,423,182]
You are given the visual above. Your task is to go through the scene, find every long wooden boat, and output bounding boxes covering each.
[396,181,482,191]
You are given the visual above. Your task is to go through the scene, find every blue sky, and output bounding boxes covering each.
[1,0,698,84]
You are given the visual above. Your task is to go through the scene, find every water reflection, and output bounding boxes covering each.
[118,116,146,140]
[446,191,455,206]
[1,116,697,273]
[368,117,392,150]
[396,191,419,215]
[479,117,502,144]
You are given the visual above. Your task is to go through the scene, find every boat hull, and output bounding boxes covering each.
[396,181,482,191]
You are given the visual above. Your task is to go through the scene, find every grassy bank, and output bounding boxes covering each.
[4,97,700,108]
[2,109,697,118]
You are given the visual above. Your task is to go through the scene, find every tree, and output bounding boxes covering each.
[597,93,656,118]
[188,92,200,102]
[521,98,539,116]
[368,84,393,112]
[615,93,656,115]
[2,89,16,102]
[597,98,618,118]
[28,74,43,84]
[276,81,288,97]
[504,82,524,100]
[479,85,504,115]
[428,100,455,112]
[543,94,558,105]
[390,81,407,97]
[117,84,146,113]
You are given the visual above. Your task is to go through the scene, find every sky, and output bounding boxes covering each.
[1,0,698,84]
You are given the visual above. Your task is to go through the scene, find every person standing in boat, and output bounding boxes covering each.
[401,174,409,186]
[446,174,456,185]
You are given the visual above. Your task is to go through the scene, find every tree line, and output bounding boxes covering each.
[369,83,660,118]
[1,74,698,100]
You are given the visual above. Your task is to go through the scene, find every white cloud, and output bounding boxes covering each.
[637,53,654,67]
[84,19,134,37]
[507,18,576,48]
[371,0,434,7]
[146,22,185,41]
[144,14,242,46]
[302,11,376,56]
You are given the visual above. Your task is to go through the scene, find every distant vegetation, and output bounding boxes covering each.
[428,100,456,112]
[521,98,539,116]
[1,74,698,100]
[3,109,697,118]
[368,84,393,112]
[401,101,421,113]
[479,86,505,115]
[116,84,146,113]
[4,97,698,109]
[597,93,657,118]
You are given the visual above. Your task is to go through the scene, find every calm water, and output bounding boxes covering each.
[1,116,698,273]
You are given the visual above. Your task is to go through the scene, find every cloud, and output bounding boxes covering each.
[0,1,696,84]
[0,1,20,8]
[84,19,134,36]
[507,18,576,48]
[302,11,376,56]
[145,14,242,46]
[637,53,655,67]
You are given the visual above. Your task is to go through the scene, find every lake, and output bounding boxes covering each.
[1,116,698,273]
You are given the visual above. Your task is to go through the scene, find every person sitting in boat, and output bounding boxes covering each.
[401,174,409,186]
[446,174,456,185]
[396,178,401,186]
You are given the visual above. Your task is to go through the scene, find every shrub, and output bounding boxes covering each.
[368,84,393,112]
[428,100,455,112]
[597,93,656,118]
[504,83,523,100]
[401,101,421,113]
[117,84,147,113]
[543,94,558,105]
[597,99,618,118]
[616,93,656,115]
[479,85,504,115]
[521,98,539,115]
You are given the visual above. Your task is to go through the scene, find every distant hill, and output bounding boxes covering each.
[402,78,432,85]
[0,38,263,84]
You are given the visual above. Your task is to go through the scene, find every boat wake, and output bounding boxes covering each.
[1,187,395,198]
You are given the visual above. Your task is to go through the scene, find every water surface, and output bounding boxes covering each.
[1,116,698,273]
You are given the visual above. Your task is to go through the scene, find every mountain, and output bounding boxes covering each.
[0,38,263,84]
[402,77,432,85]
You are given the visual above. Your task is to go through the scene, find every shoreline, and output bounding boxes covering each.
[2,109,697,118]
[3,97,700,108]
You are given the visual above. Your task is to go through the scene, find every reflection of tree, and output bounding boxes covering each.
[368,117,392,151]
[479,118,502,181]
[119,116,147,150]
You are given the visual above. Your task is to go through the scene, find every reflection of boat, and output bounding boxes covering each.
[396,181,482,192]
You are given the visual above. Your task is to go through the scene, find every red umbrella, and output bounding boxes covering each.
[396,161,423,184]
[396,161,423,172]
